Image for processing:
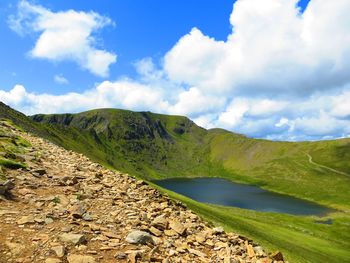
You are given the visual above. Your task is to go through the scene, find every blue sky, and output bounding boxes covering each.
[1,0,350,141]
[0,0,235,94]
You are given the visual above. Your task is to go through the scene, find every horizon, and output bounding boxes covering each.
[1,0,350,141]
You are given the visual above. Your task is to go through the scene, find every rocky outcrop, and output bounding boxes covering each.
[0,121,285,263]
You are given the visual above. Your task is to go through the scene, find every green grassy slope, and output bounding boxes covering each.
[0,119,31,181]
[30,109,350,209]
[30,108,216,179]
[1,103,349,262]
[207,129,350,210]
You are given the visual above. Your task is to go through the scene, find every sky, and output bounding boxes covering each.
[0,0,350,141]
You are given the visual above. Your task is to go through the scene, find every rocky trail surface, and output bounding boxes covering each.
[0,121,285,263]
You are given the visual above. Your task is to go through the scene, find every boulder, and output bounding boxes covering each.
[125,230,155,245]
[59,233,86,245]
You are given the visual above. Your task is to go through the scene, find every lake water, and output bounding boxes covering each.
[154,177,333,216]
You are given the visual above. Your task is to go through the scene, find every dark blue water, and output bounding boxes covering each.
[154,177,333,216]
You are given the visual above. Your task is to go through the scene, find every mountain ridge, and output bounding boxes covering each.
[1,102,350,263]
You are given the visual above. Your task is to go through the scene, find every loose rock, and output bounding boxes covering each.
[125,230,155,245]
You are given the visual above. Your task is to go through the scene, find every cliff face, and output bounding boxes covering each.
[30,109,212,179]
[0,119,281,263]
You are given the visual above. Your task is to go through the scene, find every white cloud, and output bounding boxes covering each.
[164,0,350,96]
[2,0,350,141]
[9,1,116,77]
[168,87,226,117]
[54,74,69,85]
[1,82,350,141]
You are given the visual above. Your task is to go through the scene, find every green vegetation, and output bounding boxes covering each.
[0,158,26,169]
[0,118,30,175]
[1,102,349,262]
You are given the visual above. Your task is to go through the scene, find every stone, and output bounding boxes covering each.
[0,180,15,195]
[82,213,93,221]
[245,241,255,257]
[149,226,162,237]
[256,259,272,263]
[51,245,65,257]
[114,252,127,259]
[45,259,61,263]
[103,231,119,239]
[125,230,155,245]
[164,229,177,237]
[169,220,186,235]
[195,231,207,244]
[5,242,25,256]
[32,168,46,175]
[34,217,46,224]
[59,233,86,245]
[253,246,265,256]
[271,251,284,261]
[17,215,35,225]
[45,217,54,224]
[213,226,225,234]
[69,203,87,218]
[67,254,96,263]
[126,251,142,263]
[188,248,206,258]
[152,215,168,230]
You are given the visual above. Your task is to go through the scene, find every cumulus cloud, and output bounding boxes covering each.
[54,74,69,85]
[2,0,350,141]
[164,0,350,96]
[1,82,349,141]
[9,1,116,77]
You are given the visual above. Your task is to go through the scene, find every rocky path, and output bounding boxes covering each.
[306,153,349,177]
[0,122,285,263]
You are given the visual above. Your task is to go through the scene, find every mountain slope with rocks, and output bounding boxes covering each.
[0,120,283,263]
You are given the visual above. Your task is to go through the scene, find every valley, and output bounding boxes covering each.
[1,102,349,263]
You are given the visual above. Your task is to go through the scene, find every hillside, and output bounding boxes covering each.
[0,119,280,263]
[30,109,211,179]
[28,107,350,210]
[1,103,350,263]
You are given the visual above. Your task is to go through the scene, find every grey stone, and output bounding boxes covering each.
[125,230,155,245]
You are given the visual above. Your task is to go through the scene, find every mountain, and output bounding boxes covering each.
[30,108,212,179]
[1,102,349,208]
[1,102,350,263]
[28,107,350,209]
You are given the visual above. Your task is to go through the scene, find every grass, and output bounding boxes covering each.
[1,103,349,262]
[0,158,26,169]
[0,119,30,175]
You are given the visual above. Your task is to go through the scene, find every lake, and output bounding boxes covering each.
[154,177,333,216]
